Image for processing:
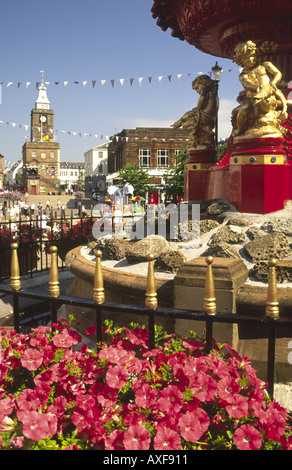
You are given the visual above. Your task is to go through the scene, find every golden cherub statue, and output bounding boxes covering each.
[231,40,287,139]
[171,75,218,152]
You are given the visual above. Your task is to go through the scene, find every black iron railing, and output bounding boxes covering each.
[0,206,144,279]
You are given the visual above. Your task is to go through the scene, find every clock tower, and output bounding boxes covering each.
[22,71,60,195]
[31,71,54,143]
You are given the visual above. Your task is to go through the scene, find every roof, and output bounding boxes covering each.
[60,162,85,169]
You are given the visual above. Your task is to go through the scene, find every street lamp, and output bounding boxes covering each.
[211,61,222,147]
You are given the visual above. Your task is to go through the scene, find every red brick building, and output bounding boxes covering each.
[107,128,188,200]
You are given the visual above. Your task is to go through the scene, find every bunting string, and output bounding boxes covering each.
[0,120,110,141]
[0,120,189,143]
[0,69,236,90]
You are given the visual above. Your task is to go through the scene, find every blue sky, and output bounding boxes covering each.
[0,0,242,165]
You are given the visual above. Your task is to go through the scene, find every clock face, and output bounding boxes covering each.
[40,115,47,123]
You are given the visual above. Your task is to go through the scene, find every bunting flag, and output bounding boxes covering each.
[0,69,237,89]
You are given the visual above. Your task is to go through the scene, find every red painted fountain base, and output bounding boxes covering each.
[184,137,292,214]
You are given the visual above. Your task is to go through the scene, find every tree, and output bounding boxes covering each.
[118,164,150,197]
[162,148,188,203]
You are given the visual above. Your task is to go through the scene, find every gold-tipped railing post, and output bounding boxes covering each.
[145,254,157,310]
[93,249,104,344]
[265,258,279,319]
[265,258,279,400]
[204,256,216,353]
[145,254,157,350]
[49,246,60,298]
[10,242,21,291]
[203,256,216,315]
[10,243,21,332]
[93,250,105,304]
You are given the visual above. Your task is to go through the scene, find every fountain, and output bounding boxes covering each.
[151,0,292,214]
[64,2,292,380]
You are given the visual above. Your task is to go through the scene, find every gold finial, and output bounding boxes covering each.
[203,256,216,315]
[49,246,60,298]
[10,243,21,291]
[145,253,157,310]
[93,250,105,304]
[265,258,279,318]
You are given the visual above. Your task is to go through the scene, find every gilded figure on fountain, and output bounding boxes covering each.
[231,40,287,140]
[171,74,218,152]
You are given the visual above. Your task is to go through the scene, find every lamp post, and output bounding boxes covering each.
[211,61,222,147]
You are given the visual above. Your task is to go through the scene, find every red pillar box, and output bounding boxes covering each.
[184,149,217,202]
[229,154,290,214]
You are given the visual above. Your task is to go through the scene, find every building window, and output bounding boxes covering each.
[51,151,55,158]
[157,149,169,168]
[32,151,36,158]
[98,164,103,174]
[41,152,46,159]
[139,149,151,168]
[98,152,103,159]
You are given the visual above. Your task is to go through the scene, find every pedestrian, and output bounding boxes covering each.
[61,203,65,217]
[57,199,61,211]
[30,202,35,216]
[37,202,42,214]
[81,205,87,217]
[46,199,50,210]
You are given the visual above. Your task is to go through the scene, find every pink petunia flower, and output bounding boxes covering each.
[191,374,217,402]
[157,385,184,413]
[52,332,76,348]
[135,383,158,409]
[233,424,262,450]
[104,429,125,450]
[123,424,151,450]
[21,348,43,371]
[21,411,57,441]
[178,408,210,442]
[93,383,118,410]
[99,345,131,366]
[217,376,241,403]
[225,395,249,419]
[105,364,129,389]
[259,402,287,441]
[153,427,181,450]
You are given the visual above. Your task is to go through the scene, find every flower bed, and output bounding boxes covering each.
[0,320,291,450]
[0,224,41,277]
[46,218,94,260]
